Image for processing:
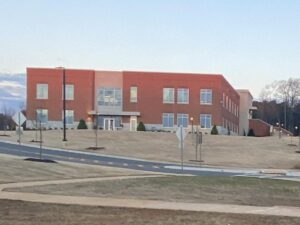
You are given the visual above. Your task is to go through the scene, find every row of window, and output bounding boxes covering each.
[162,113,212,129]
[37,84,74,100]
[222,117,239,133]
[37,84,213,106]
[162,88,212,104]
[222,93,238,117]
[130,87,213,104]
[36,109,74,124]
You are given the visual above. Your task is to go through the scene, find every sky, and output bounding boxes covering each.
[1,0,300,99]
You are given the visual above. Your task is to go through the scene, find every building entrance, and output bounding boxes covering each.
[104,118,115,131]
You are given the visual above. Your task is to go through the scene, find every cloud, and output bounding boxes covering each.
[0,80,25,89]
[0,73,26,111]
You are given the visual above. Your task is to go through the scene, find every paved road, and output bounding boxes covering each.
[0,140,297,179]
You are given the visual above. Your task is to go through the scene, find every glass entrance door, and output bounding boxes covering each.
[104,118,115,131]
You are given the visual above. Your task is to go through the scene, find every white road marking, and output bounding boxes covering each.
[137,164,144,168]
[93,160,99,163]
[123,163,128,166]
[108,162,113,165]
[80,158,85,162]
[152,165,159,169]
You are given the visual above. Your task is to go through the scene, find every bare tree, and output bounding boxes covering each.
[260,78,300,130]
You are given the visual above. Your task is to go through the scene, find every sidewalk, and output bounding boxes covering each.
[1,176,300,218]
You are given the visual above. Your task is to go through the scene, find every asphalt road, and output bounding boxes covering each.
[0,141,264,177]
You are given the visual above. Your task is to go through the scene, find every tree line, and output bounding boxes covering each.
[253,78,300,135]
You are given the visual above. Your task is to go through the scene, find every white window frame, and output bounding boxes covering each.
[177,88,189,104]
[62,110,74,125]
[200,89,212,105]
[200,114,212,129]
[162,113,174,128]
[177,113,189,128]
[130,86,138,103]
[163,88,175,104]
[36,84,48,99]
[36,109,48,123]
[63,84,74,100]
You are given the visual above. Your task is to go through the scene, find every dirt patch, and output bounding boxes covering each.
[1,199,300,225]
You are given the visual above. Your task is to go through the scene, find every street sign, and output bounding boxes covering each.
[12,112,26,126]
[176,126,187,141]
[12,112,26,145]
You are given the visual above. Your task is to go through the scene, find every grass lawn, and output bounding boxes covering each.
[1,199,300,225]
[7,176,300,207]
[0,155,147,184]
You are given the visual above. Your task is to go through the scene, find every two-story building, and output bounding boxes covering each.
[26,67,247,135]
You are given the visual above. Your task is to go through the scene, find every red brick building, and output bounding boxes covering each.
[27,67,245,134]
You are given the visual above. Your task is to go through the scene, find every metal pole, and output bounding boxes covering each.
[62,68,67,141]
[18,112,21,144]
[180,125,184,172]
[39,120,42,160]
[284,101,287,129]
[195,131,198,161]
[95,115,98,148]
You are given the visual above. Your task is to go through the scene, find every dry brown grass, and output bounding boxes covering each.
[1,199,300,225]
[1,130,300,169]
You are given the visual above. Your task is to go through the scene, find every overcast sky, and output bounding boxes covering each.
[1,0,300,98]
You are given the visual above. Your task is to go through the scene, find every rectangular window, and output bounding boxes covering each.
[62,110,74,124]
[36,109,48,123]
[130,86,138,103]
[177,114,188,128]
[200,114,212,129]
[97,88,122,106]
[65,84,74,100]
[163,88,174,103]
[177,88,189,104]
[36,84,48,99]
[200,89,212,104]
[162,113,174,128]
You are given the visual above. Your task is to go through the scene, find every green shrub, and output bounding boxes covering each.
[211,125,219,135]
[137,121,146,131]
[247,128,255,136]
[77,119,88,129]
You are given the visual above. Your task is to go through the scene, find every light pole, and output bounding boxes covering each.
[294,126,298,147]
[190,117,194,134]
[57,67,67,142]
[276,122,281,139]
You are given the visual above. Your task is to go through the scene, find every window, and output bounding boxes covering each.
[177,114,188,128]
[226,96,229,109]
[163,88,174,103]
[62,110,74,124]
[36,109,48,123]
[130,86,138,103]
[200,114,212,128]
[36,84,48,99]
[177,88,189,104]
[200,89,212,104]
[97,88,122,106]
[162,113,174,128]
[62,84,74,100]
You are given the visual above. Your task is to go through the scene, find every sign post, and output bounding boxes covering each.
[176,125,187,171]
[12,112,26,145]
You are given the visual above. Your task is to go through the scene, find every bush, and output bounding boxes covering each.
[210,125,218,135]
[247,128,255,136]
[137,121,146,131]
[77,119,88,129]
